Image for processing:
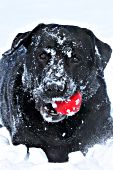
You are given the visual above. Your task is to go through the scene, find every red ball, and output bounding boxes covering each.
[54,92,82,116]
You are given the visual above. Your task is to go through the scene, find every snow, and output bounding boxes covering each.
[75,99,80,105]
[66,50,72,58]
[43,27,67,46]
[0,127,113,170]
[95,45,101,56]
[0,0,113,169]
[52,102,57,108]
[44,48,56,56]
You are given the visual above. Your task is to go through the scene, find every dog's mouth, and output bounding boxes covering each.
[40,103,66,122]
[40,92,82,123]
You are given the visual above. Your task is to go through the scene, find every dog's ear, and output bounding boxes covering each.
[83,28,112,72]
[95,37,112,71]
[12,23,46,49]
[4,24,45,56]
[11,32,30,49]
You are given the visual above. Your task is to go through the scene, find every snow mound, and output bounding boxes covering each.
[0,127,113,170]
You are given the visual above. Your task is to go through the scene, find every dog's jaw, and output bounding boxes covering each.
[40,104,66,122]
[39,92,82,123]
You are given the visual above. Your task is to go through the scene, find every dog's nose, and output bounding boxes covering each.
[45,83,65,95]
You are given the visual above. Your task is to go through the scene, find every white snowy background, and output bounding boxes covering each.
[0,0,113,169]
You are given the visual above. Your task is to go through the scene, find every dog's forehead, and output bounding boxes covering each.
[32,25,91,47]
[41,26,81,46]
[30,25,94,59]
[42,26,71,41]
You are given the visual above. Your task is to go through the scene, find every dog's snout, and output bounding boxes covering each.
[45,83,65,93]
[42,58,68,97]
[52,65,64,78]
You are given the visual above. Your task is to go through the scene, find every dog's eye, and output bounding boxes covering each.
[73,57,79,63]
[39,52,50,61]
[39,53,47,59]
[71,54,81,64]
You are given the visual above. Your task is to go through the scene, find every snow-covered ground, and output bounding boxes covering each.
[0,126,113,170]
[0,0,113,169]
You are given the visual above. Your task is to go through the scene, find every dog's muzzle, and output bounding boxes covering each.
[33,57,78,122]
[43,58,67,97]
[40,91,82,123]
[40,103,66,122]
[44,81,66,97]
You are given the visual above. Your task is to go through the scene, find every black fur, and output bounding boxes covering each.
[0,24,113,162]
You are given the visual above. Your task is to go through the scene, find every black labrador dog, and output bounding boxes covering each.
[0,24,113,162]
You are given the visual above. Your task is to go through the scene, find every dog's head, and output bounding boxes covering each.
[8,24,112,123]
